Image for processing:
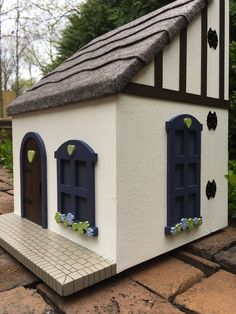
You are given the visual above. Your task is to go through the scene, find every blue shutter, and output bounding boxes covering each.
[165,115,203,235]
[55,140,97,232]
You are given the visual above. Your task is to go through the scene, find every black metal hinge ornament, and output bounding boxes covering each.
[208,28,218,49]
[206,180,217,199]
[207,111,218,130]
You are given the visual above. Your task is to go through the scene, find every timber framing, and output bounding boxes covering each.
[122,82,229,109]
[123,0,228,110]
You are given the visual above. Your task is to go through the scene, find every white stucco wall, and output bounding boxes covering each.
[163,34,180,91]
[132,60,155,86]
[116,94,228,272]
[186,14,201,95]
[12,97,117,262]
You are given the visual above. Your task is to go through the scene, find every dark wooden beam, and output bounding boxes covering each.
[155,50,163,88]
[122,82,229,109]
[179,28,187,92]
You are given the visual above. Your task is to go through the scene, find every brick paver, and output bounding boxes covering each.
[175,270,236,314]
[0,191,14,214]
[0,286,52,313]
[187,227,236,259]
[214,245,236,274]
[0,248,39,292]
[130,256,204,300]
[0,167,13,214]
[37,278,182,314]
[175,250,221,276]
[0,167,12,187]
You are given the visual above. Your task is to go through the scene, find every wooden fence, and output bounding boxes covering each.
[2,91,16,118]
[0,91,15,140]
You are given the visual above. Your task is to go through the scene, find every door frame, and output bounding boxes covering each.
[20,132,48,228]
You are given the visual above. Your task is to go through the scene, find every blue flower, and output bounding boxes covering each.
[60,214,66,222]
[66,213,75,225]
[180,218,188,230]
[170,227,177,236]
[193,217,199,226]
[86,228,94,237]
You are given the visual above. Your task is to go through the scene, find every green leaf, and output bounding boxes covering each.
[55,212,61,224]
[228,174,236,188]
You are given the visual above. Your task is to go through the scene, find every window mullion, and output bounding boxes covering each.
[183,129,189,218]
[71,160,76,215]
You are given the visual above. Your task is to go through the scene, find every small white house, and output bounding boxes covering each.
[4,0,229,293]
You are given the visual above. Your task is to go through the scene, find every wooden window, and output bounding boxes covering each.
[55,140,97,228]
[165,115,202,235]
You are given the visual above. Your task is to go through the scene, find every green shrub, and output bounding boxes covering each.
[0,129,13,172]
[225,160,236,218]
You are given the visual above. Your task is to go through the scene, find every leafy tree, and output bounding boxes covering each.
[0,129,13,172]
[49,0,174,67]
[229,0,236,159]
[11,77,36,95]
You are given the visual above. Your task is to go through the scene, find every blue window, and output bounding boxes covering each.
[55,140,97,230]
[165,115,203,235]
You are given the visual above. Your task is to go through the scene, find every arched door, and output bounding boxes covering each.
[20,132,47,228]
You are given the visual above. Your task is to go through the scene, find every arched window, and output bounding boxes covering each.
[165,114,203,235]
[55,140,97,233]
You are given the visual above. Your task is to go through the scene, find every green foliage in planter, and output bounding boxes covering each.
[225,160,236,218]
[0,129,13,172]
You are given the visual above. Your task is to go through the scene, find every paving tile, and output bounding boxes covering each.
[0,251,39,292]
[0,286,51,313]
[130,256,204,300]
[214,245,236,273]
[186,227,236,259]
[37,278,182,314]
[175,270,236,314]
[0,213,116,296]
[175,250,221,276]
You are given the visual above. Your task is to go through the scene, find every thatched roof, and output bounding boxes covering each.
[7,0,207,116]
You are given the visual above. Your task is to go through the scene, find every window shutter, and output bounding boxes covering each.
[55,140,97,231]
[165,115,203,235]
